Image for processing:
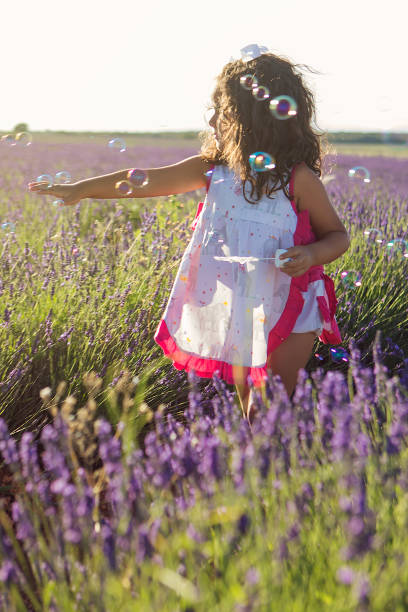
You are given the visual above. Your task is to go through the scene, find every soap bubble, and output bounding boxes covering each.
[127,169,148,187]
[252,85,270,101]
[15,132,32,146]
[36,174,54,188]
[269,95,298,120]
[1,134,16,146]
[55,171,72,183]
[115,180,133,196]
[363,228,383,244]
[240,74,258,91]
[1,222,16,233]
[52,200,65,207]
[330,347,349,363]
[348,166,370,183]
[108,137,126,152]
[204,169,224,185]
[340,270,362,288]
[386,238,408,257]
[249,151,276,172]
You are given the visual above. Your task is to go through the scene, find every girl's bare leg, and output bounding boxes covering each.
[232,364,251,418]
[247,331,317,425]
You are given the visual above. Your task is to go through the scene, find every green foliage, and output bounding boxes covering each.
[1,363,408,610]
[12,122,29,134]
[0,139,407,609]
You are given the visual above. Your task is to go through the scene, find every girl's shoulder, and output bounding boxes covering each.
[292,163,322,213]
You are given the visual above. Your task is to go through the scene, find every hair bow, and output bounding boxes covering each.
[240,43,269,62]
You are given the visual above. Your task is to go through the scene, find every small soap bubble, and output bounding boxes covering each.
[249,151,276,172]
[36,174,54,188]
[55,171,71,183]
[252,85,270,101]
[15,131,32,146]
[363,227,383,244]
[330,347,349,363]
[115,180,133,196]
[1,222,16,233]
[269,95,298,120]
[108,137,126,152]
[386,238,408,257]
[340,270,362,288]
[52,199,65,207]
[1,134,16,146]
[348,166,370,183]
[240,74,258,91]
[127,169,148,187]
[314,352,324,361]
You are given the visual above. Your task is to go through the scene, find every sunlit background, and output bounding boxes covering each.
[1,0,407,133]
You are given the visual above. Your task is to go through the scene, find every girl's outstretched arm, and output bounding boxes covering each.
[28,155,212,206]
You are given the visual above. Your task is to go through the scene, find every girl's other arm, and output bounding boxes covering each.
[80,155,210,199]
[28,155,212,204]
[295,163,350,266]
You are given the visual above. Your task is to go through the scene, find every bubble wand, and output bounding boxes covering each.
[213,248,293,268]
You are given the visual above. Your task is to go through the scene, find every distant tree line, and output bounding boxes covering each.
[45,130,408,144]
[328,132,408,144]
[4,124,408,144]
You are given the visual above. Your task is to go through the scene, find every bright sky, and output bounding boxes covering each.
[1,0,406,134]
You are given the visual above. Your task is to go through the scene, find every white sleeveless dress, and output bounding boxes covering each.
[154,163,342,388]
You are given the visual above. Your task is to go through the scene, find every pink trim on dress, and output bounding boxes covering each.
[266,162,342,356]
[154,317,265,387]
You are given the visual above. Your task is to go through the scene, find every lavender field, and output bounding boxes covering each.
[0,135,408,610]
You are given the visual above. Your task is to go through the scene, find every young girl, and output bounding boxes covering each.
[28,46,350,423]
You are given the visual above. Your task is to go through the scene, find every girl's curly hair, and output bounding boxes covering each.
[199,52,331,205]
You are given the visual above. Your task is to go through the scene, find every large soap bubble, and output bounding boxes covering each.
[363,227,383,244]
[240,74,258,91]
[108,137,126,153]
[348,166,370,183]
[269,95,298,120]
[55,171,72,183]
[36,174,53,188]
[127,169,148,187]
[115,180,134,196]
[249,151,276,172]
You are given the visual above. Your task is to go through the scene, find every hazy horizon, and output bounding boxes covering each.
[3,128,408,136]
[1,0,406,134]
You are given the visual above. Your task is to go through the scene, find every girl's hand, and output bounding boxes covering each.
[27,181,84,207]
[280,245,315,277]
